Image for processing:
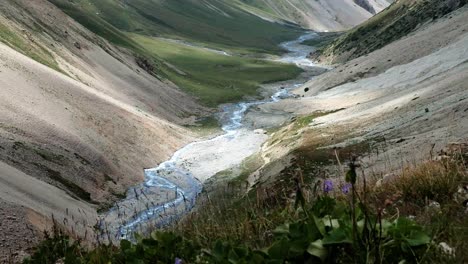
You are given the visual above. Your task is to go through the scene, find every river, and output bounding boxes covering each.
[102,32,323,240]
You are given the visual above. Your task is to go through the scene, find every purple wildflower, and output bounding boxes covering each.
[342,183,352,194]
[175,258,183,264]
[323,180,333,193]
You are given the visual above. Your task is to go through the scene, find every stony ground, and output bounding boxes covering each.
[0,200,41,263]
[247,6,468,187]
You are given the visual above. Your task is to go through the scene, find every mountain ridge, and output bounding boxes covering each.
[235,0,393,31]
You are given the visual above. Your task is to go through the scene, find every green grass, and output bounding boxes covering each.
[301,32,342,48]
[22,146,468,263]
[183,116,223,137]
[38,0,305,107]
[233,0,296,21]
[173,145,468,261]
[132,34,302,106]
[47,0,304,54]
[44,1,150,54]
[266,110,345,148]
[235,153,264,182]
[0,22,61,72]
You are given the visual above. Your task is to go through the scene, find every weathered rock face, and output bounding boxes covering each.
[354,0,376,14]
[136,56,156,75]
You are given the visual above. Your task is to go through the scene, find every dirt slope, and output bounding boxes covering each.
[237,0,392,31]
[314,0,467,63]
[0,161,98,261]
[252,6,468,185]
[0,0,206,257]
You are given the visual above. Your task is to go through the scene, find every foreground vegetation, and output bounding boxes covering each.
[24,145,467,263]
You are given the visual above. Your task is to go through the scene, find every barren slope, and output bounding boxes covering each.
[251,7,468,184]
[314,0,466,63]
[236,0,393,31]
[0,0,206,258]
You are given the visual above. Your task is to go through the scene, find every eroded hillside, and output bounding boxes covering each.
[313,0,467,63]
[0,1,208,257]
[0,0,306,260]
[235,0,393,31]
[249,4,468,193]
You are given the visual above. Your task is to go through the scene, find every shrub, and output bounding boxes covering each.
[384,161,466,206]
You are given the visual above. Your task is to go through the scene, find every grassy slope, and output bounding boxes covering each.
[318,0,467,63]
[234,0,307,24]
[132,34,302,106]
[0,21,61,72]
[0,0,305,109]
[232,0,286,20]
[301,32,342,48]
[47,0,303,54]
[38,0,304,107]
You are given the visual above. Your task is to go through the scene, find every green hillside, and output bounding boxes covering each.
[1,0,305,107]
[47,0,303,54]
[132,34,302,106]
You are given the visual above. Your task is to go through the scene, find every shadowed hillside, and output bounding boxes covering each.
[47,0,304,54]
[314,0,467,63]
[235,0,393,31]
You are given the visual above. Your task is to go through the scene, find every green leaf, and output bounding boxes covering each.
[252,249,269,259]
[233,246,249,258]
[357,219,366,234]
[273,223,290,236]
[133,233,143,244]
[289,239,308,256]
[313,215,326,236]
[295,185,306,210]
[211,240,228,260]
[307,239,328,261]
[228,249,240,263]
[346,169,357,184]
[268,238,289,260]
[405,231,430,247]
[322,216,339,229]
[120,240,132,251]
[289,222,305,238]
[323,226,352,245]
[312,196,336,217]
[266,260,284,264]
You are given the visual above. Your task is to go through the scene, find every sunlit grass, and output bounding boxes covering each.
[132,34,302,106]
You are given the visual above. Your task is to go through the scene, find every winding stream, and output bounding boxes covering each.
[103,32,321,240]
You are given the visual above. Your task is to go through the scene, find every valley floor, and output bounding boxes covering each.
[1,1,467,263]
